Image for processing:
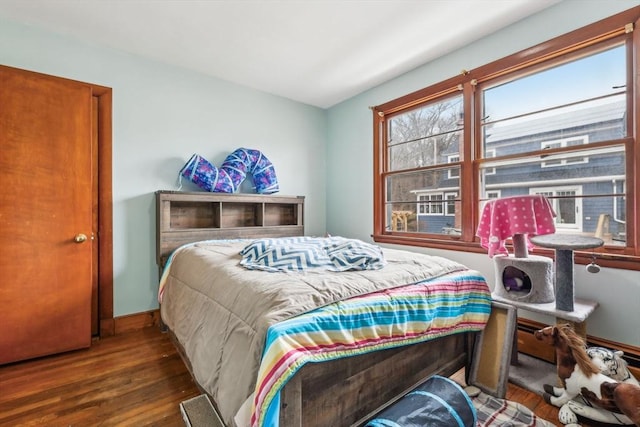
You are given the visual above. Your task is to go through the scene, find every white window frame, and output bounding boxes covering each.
[541,136,589,168]
[447,154,460,179]
[484,149,496,175]
[445,191,457,216]
[485,190,501,199]
[418,193,444,215]
[530,186,583,231]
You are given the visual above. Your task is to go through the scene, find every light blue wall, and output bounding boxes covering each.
[1,1,638,347]
[326,0,640,346]
[0,17,327,317]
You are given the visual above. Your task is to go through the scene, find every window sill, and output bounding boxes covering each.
[372,234,640,272]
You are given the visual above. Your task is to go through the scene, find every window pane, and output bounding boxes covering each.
[386,169,460,234]
[386,203,418,232]
[482,146,624,186]
[482,44,626,158]
[480,146,625,244]
[388,94,462,171]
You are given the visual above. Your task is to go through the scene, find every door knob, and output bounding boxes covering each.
[74,233,88,243]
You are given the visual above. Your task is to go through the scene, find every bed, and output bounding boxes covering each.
[156,191,492,427]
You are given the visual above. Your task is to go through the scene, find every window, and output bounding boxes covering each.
[373,7,640,269]
[484,149,496,175]
[530,187,583,230]
[419,193,444,215]
[485,190,501,199]
[541,136,589,167]
[445,192,457,216]
[448,155,460,178]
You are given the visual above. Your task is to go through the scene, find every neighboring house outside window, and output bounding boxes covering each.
[414,189,459,233]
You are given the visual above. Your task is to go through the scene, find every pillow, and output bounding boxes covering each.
[239,236,386,272]
[239,237,330,272]
[325,237,386,271]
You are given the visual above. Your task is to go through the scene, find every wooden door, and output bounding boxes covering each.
[0,66,94,364]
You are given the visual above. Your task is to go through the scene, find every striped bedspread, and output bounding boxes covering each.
[250,269,491,427]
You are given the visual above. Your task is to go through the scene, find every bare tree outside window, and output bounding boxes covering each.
[388,97,462,172]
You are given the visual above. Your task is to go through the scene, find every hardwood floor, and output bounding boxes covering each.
[0,326,608,427]
[506,386,561,425]
[0,328,200,426]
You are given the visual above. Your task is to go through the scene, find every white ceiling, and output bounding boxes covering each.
[0,0,561,108]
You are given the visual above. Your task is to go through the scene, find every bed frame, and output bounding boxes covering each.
[156,190,476,427]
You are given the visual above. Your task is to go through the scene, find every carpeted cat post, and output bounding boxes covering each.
[530,234,604,312]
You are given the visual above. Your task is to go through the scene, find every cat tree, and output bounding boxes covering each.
[478,196,603,323]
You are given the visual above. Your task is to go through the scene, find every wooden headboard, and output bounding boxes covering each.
[155,190,305,267]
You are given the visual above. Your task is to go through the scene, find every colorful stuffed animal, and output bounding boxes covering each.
[587,347,639,386]
[556,346,639,426]
[502,266,531,292]
[535,324,640,426]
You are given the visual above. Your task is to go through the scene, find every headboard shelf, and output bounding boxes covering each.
[156,190,305,266]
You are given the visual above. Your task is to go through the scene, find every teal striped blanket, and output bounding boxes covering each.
[249,269,491,427]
